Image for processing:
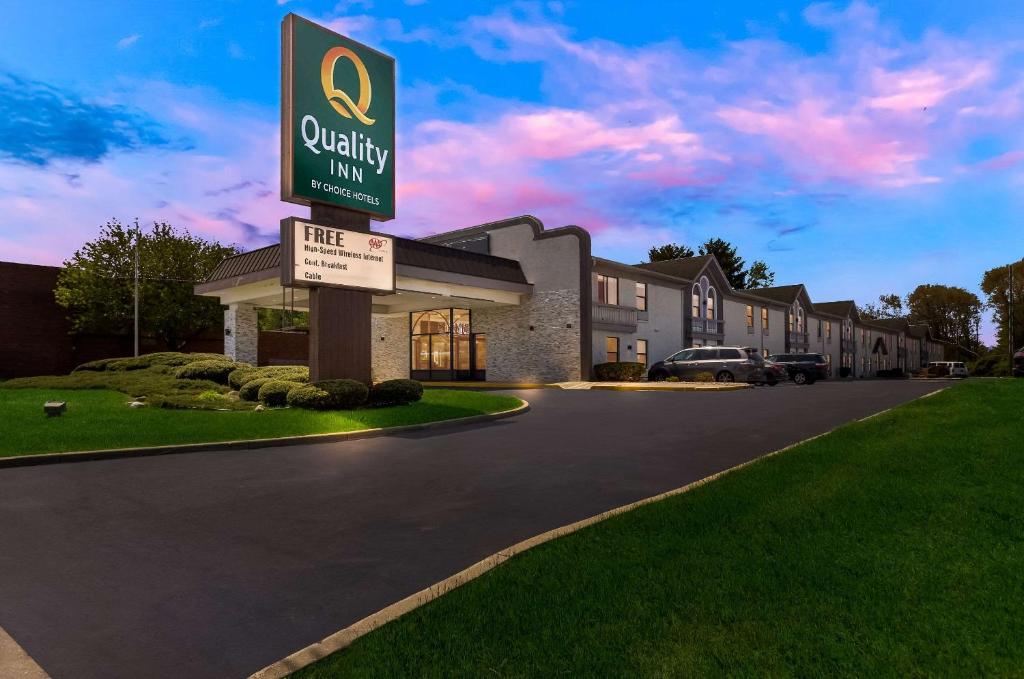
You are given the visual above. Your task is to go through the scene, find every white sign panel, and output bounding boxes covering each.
[280,218,395,293]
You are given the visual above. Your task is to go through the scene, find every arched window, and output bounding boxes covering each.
[412,310,450,334]
[691,285,700,318]
[796,306,804,333]
[706,287,716,320]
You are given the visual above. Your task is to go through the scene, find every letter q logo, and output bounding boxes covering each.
[320,46,375,125]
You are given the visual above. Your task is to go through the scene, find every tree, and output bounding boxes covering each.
[56,219,239,350]
[980,259,1024,352]
[699,238,746,289]
[745,260,775,289]
[859,293,905,320]
[648,243,694,262]
[905,284,982,352]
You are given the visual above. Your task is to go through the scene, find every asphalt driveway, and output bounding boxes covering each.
[0,380,942,679]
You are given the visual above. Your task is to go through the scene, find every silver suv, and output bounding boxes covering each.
[648,346,768,383]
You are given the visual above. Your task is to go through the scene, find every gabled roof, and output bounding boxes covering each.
[742,284,804,305]
[635,255,716,281]
[814,300,858,319]
[865,317,910,332]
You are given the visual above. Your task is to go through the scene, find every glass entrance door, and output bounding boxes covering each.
[410,308,480,381]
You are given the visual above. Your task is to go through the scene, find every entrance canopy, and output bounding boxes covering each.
[195,237,533,312]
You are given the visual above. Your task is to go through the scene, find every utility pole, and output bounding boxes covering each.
[134,226,140,358]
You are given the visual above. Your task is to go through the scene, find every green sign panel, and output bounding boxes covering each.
[281,14,395,220]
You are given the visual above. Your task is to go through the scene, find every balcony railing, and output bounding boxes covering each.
[788,331,809,346]
[691,318,725,335]
[592,303,637,331]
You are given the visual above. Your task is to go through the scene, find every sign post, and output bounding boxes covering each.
[280,14,397,384]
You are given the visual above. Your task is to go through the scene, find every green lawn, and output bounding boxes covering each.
[0,389,522,458]
[296,380,1024,678]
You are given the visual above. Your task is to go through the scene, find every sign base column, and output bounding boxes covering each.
[308,286,372,384]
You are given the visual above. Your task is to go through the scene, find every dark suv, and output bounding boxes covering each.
[766,353,830,385]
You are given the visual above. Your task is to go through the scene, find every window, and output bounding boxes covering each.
[825,321,832,340]
[605,336,619,362]
[706,288,716,320]
[693,348,717,361]
[597,274,619,305]
[825,354,832,374]
[788,310,794,332]
[817,319,822,338]
[719,348,742,359]
[637,339,648,366]
[761,307,769,332]
[745,305,754,331]
[635,282,647,311]
[691,285,700,318]
[796,307,804,333]
[668,349,695,362]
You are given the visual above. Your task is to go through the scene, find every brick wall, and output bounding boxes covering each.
[0,261,223,378]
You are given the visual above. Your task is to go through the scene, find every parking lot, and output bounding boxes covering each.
[0,379,943,679]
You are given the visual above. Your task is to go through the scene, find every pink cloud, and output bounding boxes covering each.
[716,99,931,184]
[977,150,1024,172]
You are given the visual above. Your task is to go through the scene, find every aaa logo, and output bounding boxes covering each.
[320,46,375,125]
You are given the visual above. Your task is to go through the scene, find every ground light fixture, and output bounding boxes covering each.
[43,401,67,417]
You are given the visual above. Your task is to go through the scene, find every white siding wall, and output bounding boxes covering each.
[591,275,683,368]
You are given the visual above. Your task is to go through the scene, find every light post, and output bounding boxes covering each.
[134,225,141,358]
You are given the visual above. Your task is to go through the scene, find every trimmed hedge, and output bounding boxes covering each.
[228,367,259,390]
[173,360,241,384]
[285,384,333,410]
[230,365,309,389]
[593,361,646,382]
[258,379,298,407]
[287,379,368,410]
[875,368,906,379]
[72,352,227,373]
[369,379,423,407]
[239,377,272,402]
[72,357,124,372]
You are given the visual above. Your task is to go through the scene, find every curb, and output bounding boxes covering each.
[247,385,949,679]
[0,401,530,470]
[0,625,50,679]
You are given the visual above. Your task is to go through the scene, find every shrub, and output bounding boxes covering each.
[239,377,272,402]
[72,352,228,373]
[317,379,369,409]
[173,360,240,384]
[72,357,123,372]
[228,367,259,390]
[230,365,309,389]
[839,366,852,378]
[286,384,334,410]
[369,379,423,407]
[664,376,680,382]
[875,368,905,379]
[287,379,368,410]
[694,371,715,383]
[593,362,646,382]
[258,379,297,407]
[926,364,950,378]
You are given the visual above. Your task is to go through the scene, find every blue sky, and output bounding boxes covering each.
[1,1,1022,343]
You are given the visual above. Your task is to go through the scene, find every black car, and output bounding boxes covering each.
[766,353,830,385]
[1014,347,1024,377]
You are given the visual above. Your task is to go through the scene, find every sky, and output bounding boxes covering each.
[1,1,1022,343]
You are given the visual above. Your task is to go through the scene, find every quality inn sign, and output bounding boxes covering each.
[281,14,396,220]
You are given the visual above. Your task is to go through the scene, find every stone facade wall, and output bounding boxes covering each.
[372,313,409,382]
[224,303,258,364]
[473,289,581,382]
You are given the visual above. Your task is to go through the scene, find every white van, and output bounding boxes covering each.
[929,361,968,378]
